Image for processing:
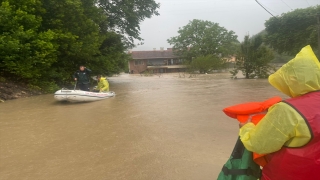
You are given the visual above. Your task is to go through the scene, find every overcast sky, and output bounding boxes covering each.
[132,0,320,50]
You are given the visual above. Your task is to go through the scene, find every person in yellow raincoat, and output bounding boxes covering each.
[239,45,320,180]
[95,75,109,92]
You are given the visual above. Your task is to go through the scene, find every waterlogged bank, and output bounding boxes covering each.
[0,81,43,102]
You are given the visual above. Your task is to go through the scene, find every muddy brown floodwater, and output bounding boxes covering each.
[0,73,286,180]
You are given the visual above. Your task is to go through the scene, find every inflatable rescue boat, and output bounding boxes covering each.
[54,89,115,102]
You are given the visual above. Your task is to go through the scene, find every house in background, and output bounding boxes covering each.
[128,48,186,74]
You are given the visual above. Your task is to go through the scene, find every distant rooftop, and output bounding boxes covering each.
[129,48,179,59]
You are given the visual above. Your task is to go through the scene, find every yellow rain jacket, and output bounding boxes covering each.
[97,77,109,92]
[239,45,320,154]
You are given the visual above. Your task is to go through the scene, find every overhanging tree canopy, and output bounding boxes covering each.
[98,0,160,48]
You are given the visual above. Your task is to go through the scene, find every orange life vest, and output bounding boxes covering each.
[223,96,282,167]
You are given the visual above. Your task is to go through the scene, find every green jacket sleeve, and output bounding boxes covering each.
[85,68,91,73]
[239,102,311,154]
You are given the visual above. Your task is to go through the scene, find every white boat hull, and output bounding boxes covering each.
[54,89,115,102]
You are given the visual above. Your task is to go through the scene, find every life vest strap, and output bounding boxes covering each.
[221,166,261,178]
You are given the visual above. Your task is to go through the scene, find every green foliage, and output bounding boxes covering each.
[271,52,293,63]
[34,81,60,93]
[143,70,153,76]
[234,35,274,79]
[0,0,158,93]
[0,76,6,82]
[264,6,320,55]
[167,19,239,60]
[188,55,225,74]
[98,0,160,48]
[229,68,239,77]
[93,32,130,76]
[27,81,59,93]
[0,1,57,79]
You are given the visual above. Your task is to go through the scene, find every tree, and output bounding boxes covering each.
[232,35,274,79]
[167,19,239,62]
[93,32,130,76]
[187,55,226,74]
[264,6,320,55]
[41,0,158,80]
[0,0,158,92]
[97,0,160,48]
[0,0,57,80]
[40,0,105,82]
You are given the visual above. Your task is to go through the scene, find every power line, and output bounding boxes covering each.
[257,2,278,14]
[281,0,293,10]
[305,0,310,6]
[255,0,275,17]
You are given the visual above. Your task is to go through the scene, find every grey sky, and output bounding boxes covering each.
[132,0,320,50]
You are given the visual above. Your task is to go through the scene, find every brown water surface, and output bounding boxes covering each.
[0,73,286,180]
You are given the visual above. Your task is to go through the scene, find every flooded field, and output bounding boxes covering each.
[0,73,286,180]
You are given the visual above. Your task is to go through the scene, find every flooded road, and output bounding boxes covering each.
[0,73,286,180]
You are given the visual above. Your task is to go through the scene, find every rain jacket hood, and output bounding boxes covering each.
[268,45,320,97]
[99,77,107,81]
[97,77,109,92]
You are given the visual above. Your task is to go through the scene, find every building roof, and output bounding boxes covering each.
[130,48,179,59]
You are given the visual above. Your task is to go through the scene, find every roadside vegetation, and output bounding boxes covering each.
[168,6,320,78]
[0,0,160,92]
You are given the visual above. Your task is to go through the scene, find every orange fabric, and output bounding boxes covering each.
[223,102,263,121]
[223,96,282,167]
[251,114,265,125]
[223,96,282,122]
[253,152,268,167]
